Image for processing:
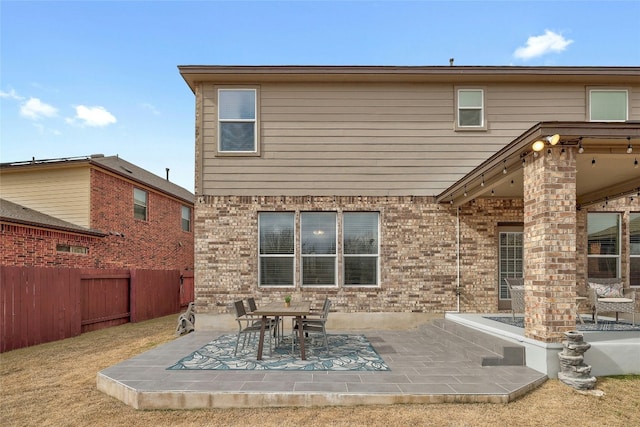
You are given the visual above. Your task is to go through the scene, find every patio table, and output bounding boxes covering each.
[253,300,311,360]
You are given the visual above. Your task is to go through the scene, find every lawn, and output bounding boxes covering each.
[1,314,638,427]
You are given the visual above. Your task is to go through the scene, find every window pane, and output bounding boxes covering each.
[219,90,255,120]
[220,122,255,151]
[133,188,147,220]
[590,90,627,121]
[302,256,336,285]
[459,90,482,107]
[587,213,619,255]
[630,213,640,255]
[459,109,481,126]
[344,257,377,285]
[344,212,378,254]
[259,213,294,254]
[301,213,336,255]
[181,206,191,231]
[631,257,640,287]
[587,257,618,279]
[260,257,294,286]
[498,231,523,300]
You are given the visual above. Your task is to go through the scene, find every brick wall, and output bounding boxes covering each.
[1,224,101,268]
[195,195,523,315]
[89,169,194,270]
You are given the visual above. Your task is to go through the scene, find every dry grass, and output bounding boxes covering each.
[1,315,639,427]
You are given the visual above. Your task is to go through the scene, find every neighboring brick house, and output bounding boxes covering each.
[179,65,639,343]
[1,155,194,271]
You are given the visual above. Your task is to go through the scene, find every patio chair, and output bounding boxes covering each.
[233,300,276,356]
[292,299,331,353]
[247,297,282,341]
[587,278,636,325]
[504,277,525,320]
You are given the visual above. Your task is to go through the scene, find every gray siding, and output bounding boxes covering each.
[199,82,639,196]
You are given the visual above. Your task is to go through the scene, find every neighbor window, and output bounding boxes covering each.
[56,244,88,254]
[133,188,148,221]
[457,89,484,128]
[218,88,257,153]
[343,212,379,286]
[259,212,295,287]
[631,213,640,287]
[301,212,337,287]
[589,89,628,121]
[181,206,191,232]
[587,213,620,278]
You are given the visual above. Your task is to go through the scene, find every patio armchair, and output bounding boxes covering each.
[587,278,636,325]
[293,299,331,353]
[233,300,276,356]
[503,277,525,320]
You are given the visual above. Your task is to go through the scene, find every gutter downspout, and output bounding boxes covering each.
[456,207,461,312]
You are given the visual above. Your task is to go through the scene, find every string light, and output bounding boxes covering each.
[503,161,507,174]
[627,137,633,154]
[480,174,485,187]
[635,158,638,169]
[591,158,596,167]
[578,138,584,154]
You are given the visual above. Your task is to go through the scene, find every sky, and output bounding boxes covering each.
[1,1,639,193]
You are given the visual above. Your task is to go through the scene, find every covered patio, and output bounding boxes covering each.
[437,121,640,344]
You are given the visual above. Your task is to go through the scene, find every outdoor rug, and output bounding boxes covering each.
[485,316,640,332]
[168,334,391,371]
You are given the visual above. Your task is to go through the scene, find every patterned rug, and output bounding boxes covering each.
[168,333,390,371]
[485,316,640,331]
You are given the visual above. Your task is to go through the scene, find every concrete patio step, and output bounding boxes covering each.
[431,318,526,367]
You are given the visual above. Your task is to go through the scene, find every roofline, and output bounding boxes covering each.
[1,218,107,237]
[1,155,194,206]
[435,121,640,205]
[178,65,640,92]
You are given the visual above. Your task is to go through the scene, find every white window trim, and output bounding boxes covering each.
[258,212,296,288]
[588,88,629,122]
[300,212,338,288]
[455,87,487,131]
[587,212,621,278]
[630,212,640,287]
[342,212,381,288]
[216,87,260,156]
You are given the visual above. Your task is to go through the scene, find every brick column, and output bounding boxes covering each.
[523,146,577,342]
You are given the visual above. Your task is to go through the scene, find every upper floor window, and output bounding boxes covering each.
[181,206,191,232]
[133,188,148,221]
[218,88,257,153]
[631,213,640,287]
[457,89,484,128]
[589,89,628,122]
[587,212,620,278]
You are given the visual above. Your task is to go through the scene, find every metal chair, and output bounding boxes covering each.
[293,299,331,353]
[233,300,275,356]
[504,277,525,321]
[247,297,282,342]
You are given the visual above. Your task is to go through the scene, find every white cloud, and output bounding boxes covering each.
[514,30,573,60]
[67,105,117,127]
[20,97,58,119]
[141,102,161,115]
[0,88,24,100]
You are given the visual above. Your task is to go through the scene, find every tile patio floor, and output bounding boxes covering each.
[97,319,547,409]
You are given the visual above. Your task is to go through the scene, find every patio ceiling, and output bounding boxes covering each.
[438,122,640,208]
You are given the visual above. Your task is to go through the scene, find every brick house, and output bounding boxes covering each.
[1,154,194,271]
[178,65,639,344]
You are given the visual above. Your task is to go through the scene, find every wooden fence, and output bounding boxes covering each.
[0,266,193,352]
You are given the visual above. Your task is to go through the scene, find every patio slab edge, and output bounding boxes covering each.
[96,375,549,409]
